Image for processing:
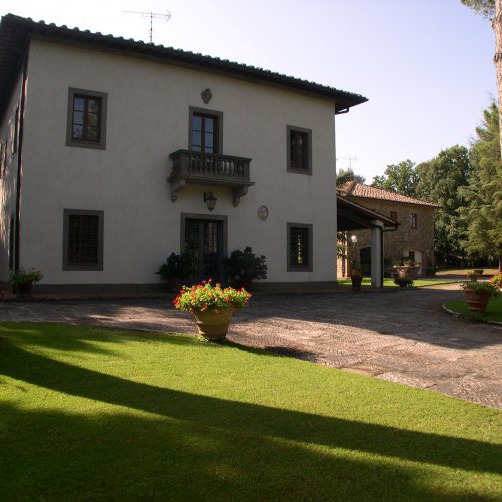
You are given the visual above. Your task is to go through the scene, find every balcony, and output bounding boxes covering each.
[168,149,254,206]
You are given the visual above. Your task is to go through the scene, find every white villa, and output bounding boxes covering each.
[0,14,369,293]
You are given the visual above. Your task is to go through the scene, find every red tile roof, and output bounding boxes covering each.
[338,182,439,207]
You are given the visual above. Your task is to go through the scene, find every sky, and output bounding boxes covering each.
[0,0,496,183]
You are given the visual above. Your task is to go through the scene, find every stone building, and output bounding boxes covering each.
[337,182,438,277]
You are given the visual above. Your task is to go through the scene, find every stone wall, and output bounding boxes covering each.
[338,197,435,277]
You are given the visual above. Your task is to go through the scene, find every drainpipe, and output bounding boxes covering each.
[14,48,29,271]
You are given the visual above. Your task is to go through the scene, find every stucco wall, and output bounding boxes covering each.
[340,197,435,276]
[16,39,338,286]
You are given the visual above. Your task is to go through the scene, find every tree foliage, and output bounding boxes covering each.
[336,168,365,186]
[459,101,502,268]
[460,0,495,19]
[370,159,418,197]
[415,146,471,267]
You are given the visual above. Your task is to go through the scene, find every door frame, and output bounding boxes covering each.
[180,213,228,282]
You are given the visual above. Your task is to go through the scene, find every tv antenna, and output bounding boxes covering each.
[123,9,171,43]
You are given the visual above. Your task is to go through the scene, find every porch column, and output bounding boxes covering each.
[370,220,383,288]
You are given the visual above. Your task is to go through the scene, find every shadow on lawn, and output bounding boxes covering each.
[1,337,501,500]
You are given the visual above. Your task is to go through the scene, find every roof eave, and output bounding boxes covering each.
[0,14,368,117]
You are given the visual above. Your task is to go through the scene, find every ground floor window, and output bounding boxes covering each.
[63,209,104,271]
[287,223,313,272]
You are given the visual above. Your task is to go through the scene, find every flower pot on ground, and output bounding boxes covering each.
[461,281,499,314]
[9,267,44,297]
[223,247,267,290]
[393,265,420,279]
[490,274,502,289]
[394,277,414,288]
[350,275,363,290]
[173,279,251,341]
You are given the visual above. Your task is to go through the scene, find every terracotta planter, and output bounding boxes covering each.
[464,290,490,314]
[193,306,235,340]
[15,281,33,297]
[351,276,363,290]
[394,266,420,279]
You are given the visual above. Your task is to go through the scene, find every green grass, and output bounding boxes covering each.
[436,268,500,277]
[445,295,502,323]
[1,323,502,500]
[337,277,457,288]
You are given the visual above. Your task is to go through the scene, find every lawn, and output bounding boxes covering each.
[1,323,502,500]
[337,277,457,288]
[445,295,502,324]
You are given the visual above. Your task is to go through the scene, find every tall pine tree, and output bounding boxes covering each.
[460,101,502,269]
[416,146,471,268]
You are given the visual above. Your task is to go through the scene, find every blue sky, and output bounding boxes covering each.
[1,0,495,182]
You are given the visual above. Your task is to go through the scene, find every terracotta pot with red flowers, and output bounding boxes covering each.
[173,279,251,341]
[461,281,499,314]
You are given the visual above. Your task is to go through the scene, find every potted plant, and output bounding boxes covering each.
[156,252,194,292]
[9,267,44,297]
[394,277,414,288]
[394,257,420,279]
[467,270,481,282]
[173,279,251,340]
[461,281,499,314]
[350,261,363,290]
[490,273,502,289]
[224,246,267,290]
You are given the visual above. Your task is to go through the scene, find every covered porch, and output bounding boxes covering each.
[337,197,398,288]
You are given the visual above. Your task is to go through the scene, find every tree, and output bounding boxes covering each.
[415,146,472,267]
[336,167,365,186]
[459,101,502,269]
[370,159,418,196]
[460,1,502,158]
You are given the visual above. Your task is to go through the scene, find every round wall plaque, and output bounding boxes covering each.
[258,205,269,220]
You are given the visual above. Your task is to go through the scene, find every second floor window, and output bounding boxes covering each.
[287,125,312,174]
[411,213,418,229]
[192,113,218,153]
[189,107,223,154]
[66,88,107,149]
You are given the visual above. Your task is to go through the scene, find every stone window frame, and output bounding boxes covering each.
[287,223,313,272]
[63,209,104,271]
[287,125,312,175]
[188,106,223,154]
[410,213,418,229]
[66,87,108,150]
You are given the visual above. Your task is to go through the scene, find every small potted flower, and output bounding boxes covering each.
[394,277,414,288]
[467,270,481,282]
[490,273,502,289]
[461,281,499,314]
[173,279,251,340]
[9,267,44,297]
[349,260,363,290]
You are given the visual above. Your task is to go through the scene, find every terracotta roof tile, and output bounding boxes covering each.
[0,14,368,120]
[338,182,439,207]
